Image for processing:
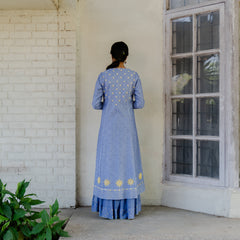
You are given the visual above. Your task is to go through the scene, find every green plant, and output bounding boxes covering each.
[0,179,70,240]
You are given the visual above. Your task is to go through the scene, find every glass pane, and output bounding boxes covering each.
[172,17,192,54]
[172,99,192,135]
[172,58,193,95]
[197,97,219,136]
[170,0,211,9]
[197,11,219,51]
[197,54,219,93]
[197,140,219,178]
[172,139,193,175]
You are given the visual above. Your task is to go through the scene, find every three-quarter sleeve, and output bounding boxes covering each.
[92,73,104,110]
[133,73,145,109]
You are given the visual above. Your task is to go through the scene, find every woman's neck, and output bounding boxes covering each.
[117,62,125,68]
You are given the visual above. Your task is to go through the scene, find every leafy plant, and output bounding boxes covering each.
[0,179,70,240]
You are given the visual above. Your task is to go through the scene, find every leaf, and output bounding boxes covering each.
[24,193,37,197]
[13,209,26,221]
[1,221,10,233]
[48,216,59,225]
[36,233,46,240]
[40,209,49,224]
[3,227,18,240]
[20,225,31,238]
[52,219,66,232]
[2,190,15,198]
[9,228,18,240]
[28,211,41,220]
[0,215,9,224]
[31,222,45,235]
[46,228,52,240]
[3,229,14,240]
[2,205,12,219]
[50,199,59,217]
[15,180,30,200]
[30,199,45,206]
[58,229,70,237]
[21,202,31,211]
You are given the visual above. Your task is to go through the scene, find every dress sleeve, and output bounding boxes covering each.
[92,73,104,110]
[133,73,145,109]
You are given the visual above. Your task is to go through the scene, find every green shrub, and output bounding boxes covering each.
[0,179,70,240]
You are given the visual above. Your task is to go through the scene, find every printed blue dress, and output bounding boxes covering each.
[91,67,145,219]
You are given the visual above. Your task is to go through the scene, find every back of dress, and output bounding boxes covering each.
[92,68,145,111]
[92,67,145,200]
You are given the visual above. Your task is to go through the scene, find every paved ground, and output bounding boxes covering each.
[59,206,240,240]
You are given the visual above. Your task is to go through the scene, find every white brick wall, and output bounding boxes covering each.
[0,10,76,207]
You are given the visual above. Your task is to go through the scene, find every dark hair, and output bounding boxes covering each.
[106,41,129,70]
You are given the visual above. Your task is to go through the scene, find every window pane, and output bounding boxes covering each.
[172,58,193,95]
[197,97,219,136]
[197,140,219,178]
[197,54,219,93]
[172,139,193,175]
[172,17,192,54]
[172,99,192,135]
[197,11,219,51]
[170,0,211,9]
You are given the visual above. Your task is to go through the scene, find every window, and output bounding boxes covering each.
[169,0,213,10]
[165,4,224,186]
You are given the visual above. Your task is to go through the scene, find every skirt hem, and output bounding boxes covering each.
[91,194,141,220]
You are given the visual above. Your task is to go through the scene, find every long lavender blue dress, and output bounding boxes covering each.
[91,67,145,219]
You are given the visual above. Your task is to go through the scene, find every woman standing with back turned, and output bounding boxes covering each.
[91,41,145,219]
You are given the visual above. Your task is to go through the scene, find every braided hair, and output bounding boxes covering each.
[106,41,129,70]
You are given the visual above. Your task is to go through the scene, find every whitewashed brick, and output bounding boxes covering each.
[36,24,48,31]
[47,53,58,60]
[14,84,25,91]
[0,47,9,53]
[0,31,9,38]
[25,53,48,60]
[13,145,25,152]
[47,68,58,75]
[14,24,25,31]
[3,24,14,31]
[0,10,76,208]
[10,15,31,24]
[46,144,58,152]
[48,24,58,31]
[32,31,58,39]
[3,69,25,76]
[25,129,37,137]
[9,47,31,53]
[31,137,52,144]
[3,39,14,46]
[3,54,25,60]
[10,32,31,38]
[25,69,46,76]
[48,39,58,46]
[0,16,10,23]
[32,46,58,53]
[64,145,75,152]
[32,16,57,24]
[36,39,48,45]
[25,24,36,31]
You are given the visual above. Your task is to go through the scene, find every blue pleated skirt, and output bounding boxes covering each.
[91,194,141,219]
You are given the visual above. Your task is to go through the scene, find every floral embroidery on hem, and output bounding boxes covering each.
[104,179,110,186]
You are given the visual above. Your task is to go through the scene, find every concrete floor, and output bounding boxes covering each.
[59,206,240,240]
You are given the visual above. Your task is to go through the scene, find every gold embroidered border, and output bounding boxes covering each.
[94,181,144,192]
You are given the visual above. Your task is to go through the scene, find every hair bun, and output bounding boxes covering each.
[106,41,129,70]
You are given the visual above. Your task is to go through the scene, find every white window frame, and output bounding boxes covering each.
[164,3,226,186]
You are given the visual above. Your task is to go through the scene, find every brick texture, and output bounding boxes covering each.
[0,10,76,208]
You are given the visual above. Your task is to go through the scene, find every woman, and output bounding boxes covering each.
[91,41,145,219]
